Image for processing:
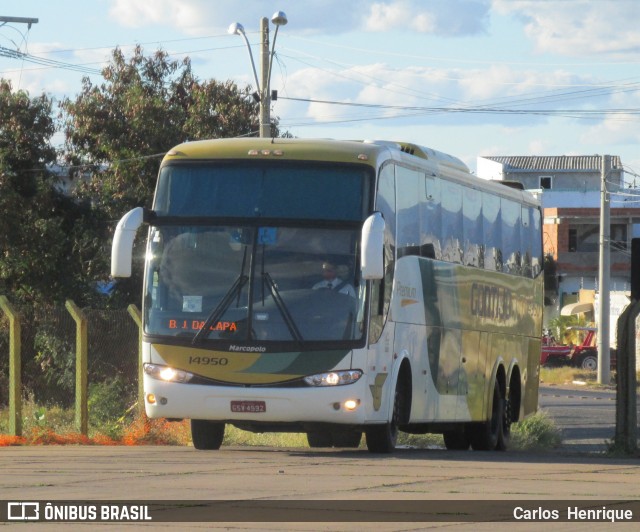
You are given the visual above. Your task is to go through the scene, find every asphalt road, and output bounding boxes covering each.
[1,444,639,530]
[539,384,637,453]
[1,384,638,530]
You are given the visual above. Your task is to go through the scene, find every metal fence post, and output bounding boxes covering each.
[65,300,88,435]
[127,304,144,417]
[0,296,22,436]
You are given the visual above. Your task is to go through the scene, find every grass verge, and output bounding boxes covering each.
[1,410,560,451]
[540,366,640,388]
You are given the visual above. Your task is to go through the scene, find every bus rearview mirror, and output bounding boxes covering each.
[111,207,145,277]
[361,212,385,280]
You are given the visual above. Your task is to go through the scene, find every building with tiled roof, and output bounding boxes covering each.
[477,154,638,329]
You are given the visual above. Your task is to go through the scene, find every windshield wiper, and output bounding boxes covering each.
[263,272,303,343]
[192,274,248,345]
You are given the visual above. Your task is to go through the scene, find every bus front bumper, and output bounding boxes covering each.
[143,374,369,425]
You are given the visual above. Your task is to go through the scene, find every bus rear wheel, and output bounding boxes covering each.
[191,420,225,450]
[471,382,504,451]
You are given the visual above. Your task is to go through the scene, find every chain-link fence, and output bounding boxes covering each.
[0,301,139,437]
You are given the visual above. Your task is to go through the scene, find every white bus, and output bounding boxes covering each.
[112,138,543,453]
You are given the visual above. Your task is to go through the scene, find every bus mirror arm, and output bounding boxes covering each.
[361,212,385,280]
[111,206,150,278]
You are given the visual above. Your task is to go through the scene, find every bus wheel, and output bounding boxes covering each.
[443,428,471,450]
[471,383,504,451]
[191,420,225,450]
[306,431,333,448]
[365,386,401,453]
[496,395,512,451]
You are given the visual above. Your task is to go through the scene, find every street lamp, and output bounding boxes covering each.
[229,11,288,138]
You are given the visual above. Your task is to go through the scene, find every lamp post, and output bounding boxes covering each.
[229,11,287,138]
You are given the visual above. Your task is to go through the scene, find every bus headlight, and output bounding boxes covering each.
[144,363,193,383]
[304,370,362,387]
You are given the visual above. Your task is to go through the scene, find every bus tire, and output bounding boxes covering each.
[191,420,225,450]
[365,386,401,453]
[306,431,333,448]
[443,428,471,450]
[497,396,512,451]
[471,382,503,451]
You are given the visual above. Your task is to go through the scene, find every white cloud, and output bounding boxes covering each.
[581,115,640,147]
[493,0,640,58]
[365,0,490,36]
[109,0,208,33]
[580,90,640,147]
[527,139,549,155]
[276,60,624,137]
[108,0,491,36]
[283,60,603,110]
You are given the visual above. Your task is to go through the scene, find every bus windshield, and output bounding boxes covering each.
[154,162,370,221]
[144,161,371,347]
[144,224,366,346]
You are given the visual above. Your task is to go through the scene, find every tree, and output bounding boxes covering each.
[61,47,261,304]
[0,80,70,303]
[62,46,260,219]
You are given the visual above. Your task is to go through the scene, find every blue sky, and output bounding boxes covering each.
[1,0,639,177]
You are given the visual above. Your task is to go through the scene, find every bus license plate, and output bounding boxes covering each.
[231,400,266,413]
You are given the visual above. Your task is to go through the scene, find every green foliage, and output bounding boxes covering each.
[0,80,69,303]
[511,411,562,450]
[223,427,309,448]
[33,326,75,398]
[88,377,136,438]
[540,366,597,385]
[547,314,588,344]
[18,392,76,435]
[397,432,445,448]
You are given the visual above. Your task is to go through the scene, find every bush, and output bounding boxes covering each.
[88,377,137,439]
[511,410,562,450]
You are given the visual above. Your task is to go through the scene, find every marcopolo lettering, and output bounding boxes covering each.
[470,282,513,321]
[229,345,267,353]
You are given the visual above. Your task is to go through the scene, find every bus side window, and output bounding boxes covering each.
[441,182,463,264]
[521,206,533,278]
[423,175,441,259]
[502,198,521,275]
[463,186,482,267]
[532,208,543,277]
[397,166,421,257]
[482,192,502,272]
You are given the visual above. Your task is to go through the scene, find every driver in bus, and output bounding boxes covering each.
[312,261,356,297]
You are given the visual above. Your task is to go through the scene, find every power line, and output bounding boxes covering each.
[278,95,640,119]
[279,47,640,121]
[0,45,101,75]
[287,35,640,67]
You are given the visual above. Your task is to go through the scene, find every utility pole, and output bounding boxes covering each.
[598,154,611,384]
[259,17,271,138]
[229,11,287,138]
[0,16,38,28]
